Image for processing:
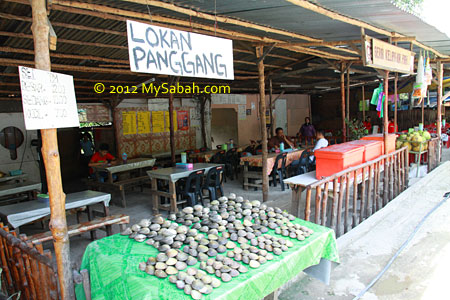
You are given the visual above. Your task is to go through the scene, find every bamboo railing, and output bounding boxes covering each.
[289,147,409,237]
[427,137,440,172]
[0,223,58,299]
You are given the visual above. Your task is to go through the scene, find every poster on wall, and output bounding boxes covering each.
[122,111,137,135]
[127,20,234,80]
[238,104,246,120]
[152,111,165,133]
[177,111,189,130]
[137,111,151,134]
[165,111,177,132]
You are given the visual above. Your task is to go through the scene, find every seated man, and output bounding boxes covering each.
[89,143,117,182]
[268,127,294,150]
[310,129,329,162]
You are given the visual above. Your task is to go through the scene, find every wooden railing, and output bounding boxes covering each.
[289,148,409,237]
[427,137,440,172]
[0,223,58,299]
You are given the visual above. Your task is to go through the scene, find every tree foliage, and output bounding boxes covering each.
[392,0,424,15]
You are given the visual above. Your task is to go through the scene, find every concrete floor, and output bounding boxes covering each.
[19,147,450,299]
[279,150,450,300]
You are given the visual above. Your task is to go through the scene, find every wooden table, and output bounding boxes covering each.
[0,190,111,234]
[240,149,304,190]
[147,163,221,214]
[0,174,27,184]
[188,149,221,163]
[0,181,41,203]
[89,158,156,207]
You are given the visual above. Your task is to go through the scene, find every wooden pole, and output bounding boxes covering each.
[341,62,346,142]
[256,46,269,202]
[422,92,425,125]
[346,68,350,125]
[383,71,390,153]
[394,73,398,132]
[437,60,443,162]
[269,77,274,138]
[200,95,208,149]
[362,85,366,122]
[31,0,74,298]
[168,78,176,166]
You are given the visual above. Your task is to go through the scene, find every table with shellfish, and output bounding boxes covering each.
[75,194,339,300]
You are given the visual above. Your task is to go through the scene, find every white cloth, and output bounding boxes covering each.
[311,138,329,161]
[0,190,110,228]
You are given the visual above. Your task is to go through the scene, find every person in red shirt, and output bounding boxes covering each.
[363,116,372,133]
[388,117,398,133]
[89,143,117,182]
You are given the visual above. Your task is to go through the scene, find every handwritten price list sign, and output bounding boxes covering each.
[19,66,80,130]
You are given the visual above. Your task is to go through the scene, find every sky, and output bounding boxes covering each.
[420,0,450,37]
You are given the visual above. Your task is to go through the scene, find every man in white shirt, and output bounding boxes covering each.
[310,129,328,161]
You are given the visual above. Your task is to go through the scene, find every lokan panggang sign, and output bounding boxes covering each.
[127,20,234,80]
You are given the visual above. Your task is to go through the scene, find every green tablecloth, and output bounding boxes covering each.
[75,218,339,300]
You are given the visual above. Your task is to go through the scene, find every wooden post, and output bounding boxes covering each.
[31,0,74,298]
[168,78,176,166]
[341,62,346,142]
[362,85,365,122]
[200,95,208,148]
[269,77,274,138]
[437,60,443,162]
[394,73,398,131]
[256,46,269,202]
[383,71,389,153]
[346,68,350,129]
[422,92,425,125]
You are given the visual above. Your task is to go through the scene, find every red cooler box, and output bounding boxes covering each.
[348,140,383,162]
[361,134,396,153]
[315,143,365,179]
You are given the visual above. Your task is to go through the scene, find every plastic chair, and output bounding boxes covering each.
[178,169,205,206]
[269,152,288,191]
[224,148,239,180]
[290,150,311,176]
[202,166,224,202]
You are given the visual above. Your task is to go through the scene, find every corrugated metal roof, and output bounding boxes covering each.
[170,0,450,54]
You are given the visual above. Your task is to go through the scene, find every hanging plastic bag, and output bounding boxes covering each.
[371,83,383,105]
[416,54,424,85]
[424,55,433,85]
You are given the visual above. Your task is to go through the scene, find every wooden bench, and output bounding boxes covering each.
[26,214,129,244]
[87,176,149,207]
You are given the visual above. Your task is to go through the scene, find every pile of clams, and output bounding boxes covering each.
[169,267,221,299]
[120,193,314,299]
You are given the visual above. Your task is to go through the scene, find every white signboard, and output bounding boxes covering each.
[127,20,234,80]
[19,66,79,130]
[211,94,246,105]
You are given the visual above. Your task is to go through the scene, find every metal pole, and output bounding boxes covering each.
[256,46,269,202]
[437,60,443,162]
[341,62,346,142]
[31,0,74,298]
[394,73,398,132]
[383,71,390,153]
